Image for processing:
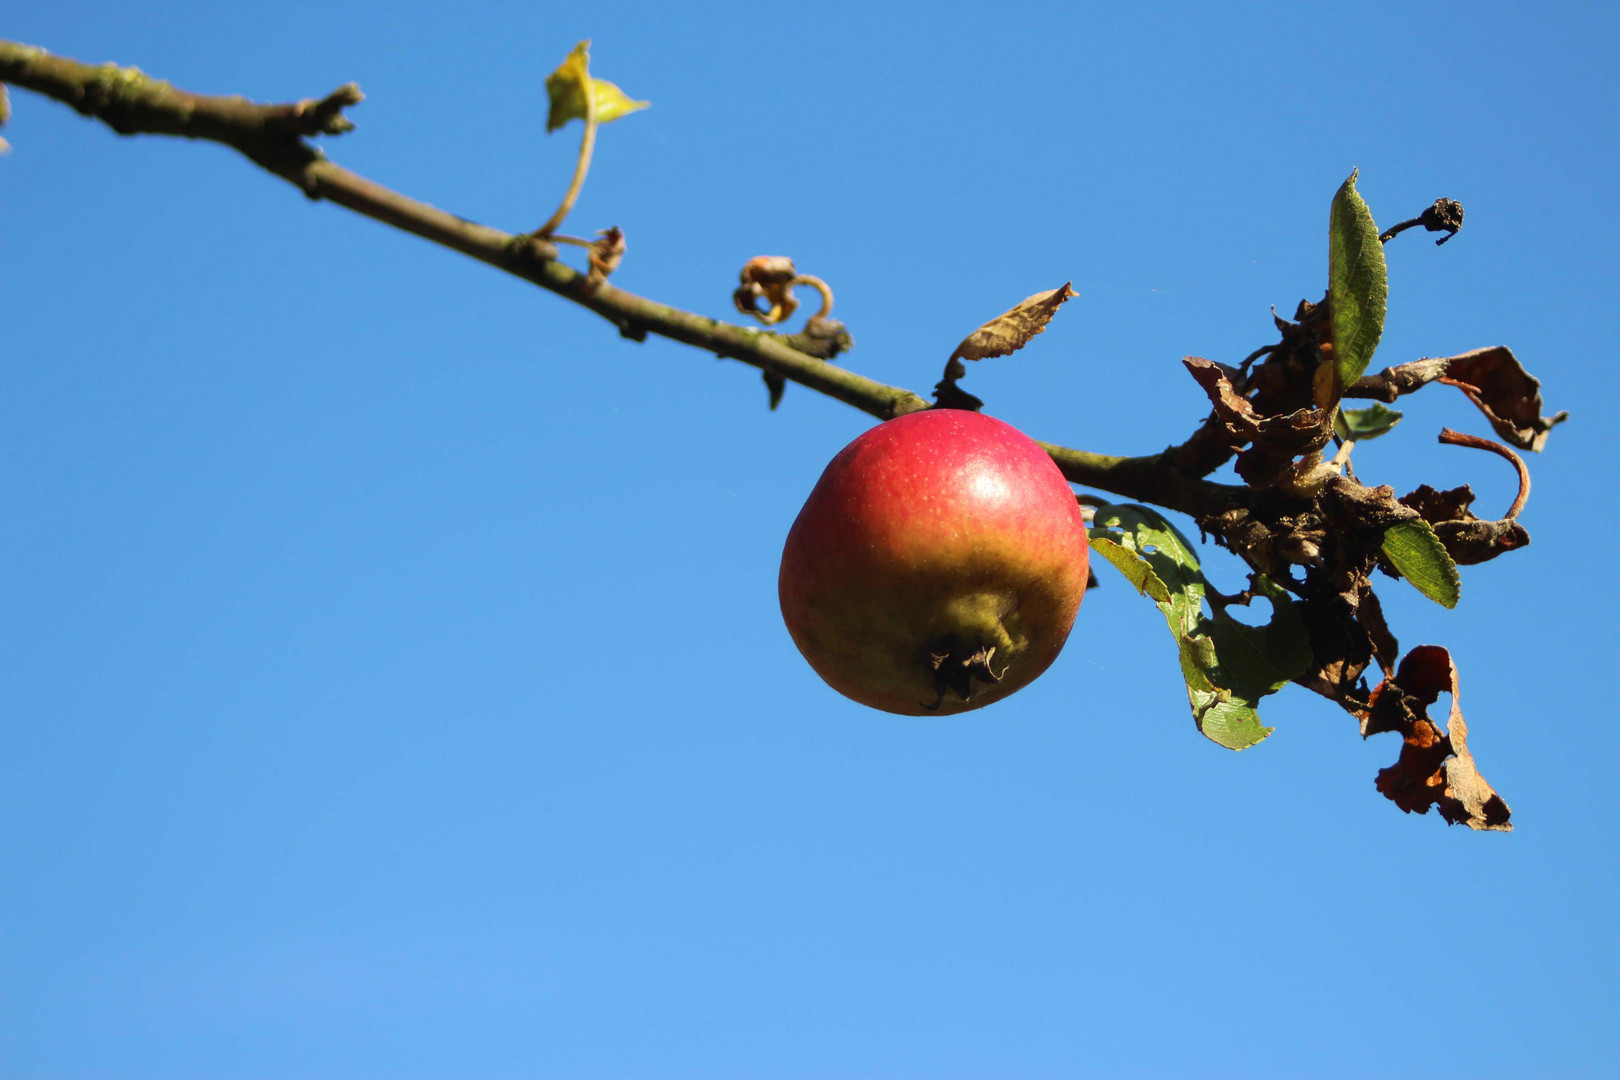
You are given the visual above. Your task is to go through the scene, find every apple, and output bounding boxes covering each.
[779,408,1090,715]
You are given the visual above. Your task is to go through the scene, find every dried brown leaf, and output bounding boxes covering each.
[1356,583,1399,676]
[1294,588,1377,700]
[950,283,1078,363]
[1182,357,1329,486]
[1399,482,1530,565]
[1352,346,1566,451]
[1362,645,1512,831]
[1443,346,1566,451]
[1183,357,1259,441]
[1399,483,1476,523]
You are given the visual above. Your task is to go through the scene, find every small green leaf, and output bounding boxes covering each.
[545,41,649,134]
[1335,402,1403,442]
[1381,519,1460,609]
[1086,534,1170,602]
[1207,574,1313,702]
[1091,505,1310,750]
[1327,170,1388,405]
[590,79,650,124]
[1198,700,1274,753]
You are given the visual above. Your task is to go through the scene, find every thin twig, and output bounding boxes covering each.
[0,38,1245,521]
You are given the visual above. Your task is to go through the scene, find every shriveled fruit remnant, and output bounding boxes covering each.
[779,409,1090,715]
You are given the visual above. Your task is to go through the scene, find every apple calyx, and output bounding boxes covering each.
[925,637,1006,711]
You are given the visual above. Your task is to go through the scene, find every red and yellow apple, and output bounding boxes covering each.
[779,408,1090,715]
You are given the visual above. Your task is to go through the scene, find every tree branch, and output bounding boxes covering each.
[0,39,1243,520]
[7,39,1553,830]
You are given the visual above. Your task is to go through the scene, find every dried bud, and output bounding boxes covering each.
[586,226,626,289]
[733,255,800,325]
[1420,198,1464,234]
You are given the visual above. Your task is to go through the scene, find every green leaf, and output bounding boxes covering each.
[1335,402,1402,442]
[590,78,651,124]
[1381,520,1461,609]
[545,41,649,134]
[1207,574,1313,703]
[1086,535,1170,602]
[1090,505,1310,750]
[1326,169,1388,406]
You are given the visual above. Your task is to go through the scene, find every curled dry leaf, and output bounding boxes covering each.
[1359,644,1511,831]
[733,255,800,326]
[950,283,1078,363]
[1183,356,1329,487]
[586,225,625,288]
[1400,483,1478,523]
[1355,582,1399,675]
[1350,345,1567,452]
[1399,482,1529,566]
[1442,346,1568,451]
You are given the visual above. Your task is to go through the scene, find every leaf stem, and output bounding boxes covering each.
[536,93,597,238]
[1438,428,1531,520]
[792,274,834,320]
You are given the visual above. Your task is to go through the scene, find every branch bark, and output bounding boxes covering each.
[0,39,1241,520]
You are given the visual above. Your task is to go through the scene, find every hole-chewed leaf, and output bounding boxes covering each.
[1088,536,1171,603]
[1089,504,1310,750]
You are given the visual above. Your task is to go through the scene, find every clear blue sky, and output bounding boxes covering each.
[3,2,1616,1076]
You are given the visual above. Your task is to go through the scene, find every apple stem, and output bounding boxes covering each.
[931,358,985,412]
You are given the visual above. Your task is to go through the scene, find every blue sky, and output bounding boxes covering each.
[2,2,1616,1076]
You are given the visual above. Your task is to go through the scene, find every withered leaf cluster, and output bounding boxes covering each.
[925,221,1560,829]
[1349,345,1567,452]
[1175,296,1562,829]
